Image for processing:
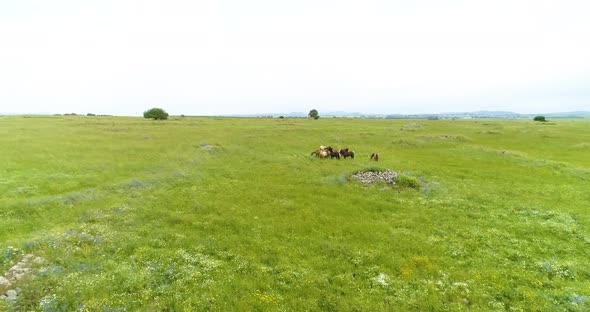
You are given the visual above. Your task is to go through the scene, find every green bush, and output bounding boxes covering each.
[143,108,169,120]
[308,109,320,120]
[396,174,420,189]
[533,116,547,122]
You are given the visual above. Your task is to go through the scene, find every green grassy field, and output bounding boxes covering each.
[1,115,589,311]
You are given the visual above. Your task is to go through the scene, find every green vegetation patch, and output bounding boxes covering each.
[395,174,421,189]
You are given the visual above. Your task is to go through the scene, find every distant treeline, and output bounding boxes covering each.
[54,113,113,117]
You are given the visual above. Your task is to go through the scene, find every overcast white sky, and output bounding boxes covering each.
[1,0,588,116]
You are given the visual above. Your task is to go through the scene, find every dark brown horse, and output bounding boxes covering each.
[370,152,379,161]
[326,147,340,159]
[340,148,355,159]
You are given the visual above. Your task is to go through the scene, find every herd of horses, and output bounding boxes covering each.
[311,145,379,161]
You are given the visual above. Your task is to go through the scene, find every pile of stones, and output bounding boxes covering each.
[350,170,398,185]
[0,254,45,301]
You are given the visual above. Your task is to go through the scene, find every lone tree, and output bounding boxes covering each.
[143,108,169,120]
[533,115,547,122]
[308,109,319,120]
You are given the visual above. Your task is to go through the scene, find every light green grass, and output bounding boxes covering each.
[1,115,590,311]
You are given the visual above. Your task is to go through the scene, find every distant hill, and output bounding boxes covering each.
[543,111,590,118]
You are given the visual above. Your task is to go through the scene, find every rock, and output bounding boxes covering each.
[0,295,6,300]
[4,254,46,282]
[0,276,11,293]
[6,289,17,300]
[8,264,24,274]
[6,265,25,280]
[351,170,398,185]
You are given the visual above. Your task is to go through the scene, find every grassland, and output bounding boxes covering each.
[1,115,589,311]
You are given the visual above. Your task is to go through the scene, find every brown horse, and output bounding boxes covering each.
[370,153,379,161]
[340,148,355,159]
[327,147,340,159]
[311,149,329,158]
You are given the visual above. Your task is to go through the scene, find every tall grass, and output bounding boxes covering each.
[1,115,589,310]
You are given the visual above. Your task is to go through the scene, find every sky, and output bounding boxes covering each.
[0,0,589,116]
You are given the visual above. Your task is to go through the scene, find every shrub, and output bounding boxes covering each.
[533,116,547,122]
[143,108,169,120]
[396,174,420,189]
[308,109,319,120]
